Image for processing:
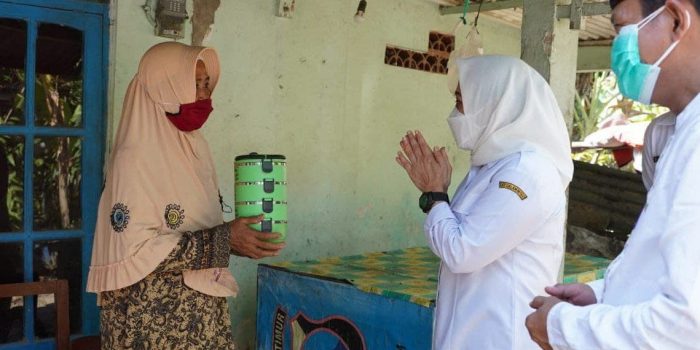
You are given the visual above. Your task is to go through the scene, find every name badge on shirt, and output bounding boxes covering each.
[499,181,528,200]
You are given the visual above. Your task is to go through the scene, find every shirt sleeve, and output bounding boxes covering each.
[586,279,605,302]
[423,166,559,274]
[641,119,656,191]
[154,222,231,273]
[547,149,700,349]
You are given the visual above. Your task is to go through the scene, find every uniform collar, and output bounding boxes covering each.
[675,93,700,130]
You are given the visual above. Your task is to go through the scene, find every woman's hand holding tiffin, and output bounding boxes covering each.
[228,215,285,259]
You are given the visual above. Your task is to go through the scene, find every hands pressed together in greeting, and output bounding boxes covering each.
[395,130,452,194]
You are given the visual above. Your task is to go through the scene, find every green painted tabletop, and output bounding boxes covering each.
[270,247,610,308]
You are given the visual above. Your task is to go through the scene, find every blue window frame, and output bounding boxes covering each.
[0,0,108,348]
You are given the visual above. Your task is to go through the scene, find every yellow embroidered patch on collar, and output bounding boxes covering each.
[499,181,528,200]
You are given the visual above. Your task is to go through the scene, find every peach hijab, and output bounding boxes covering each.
[87,42,237,297]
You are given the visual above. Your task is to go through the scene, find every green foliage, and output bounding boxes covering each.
[1,70,82,231]
[571,72,669,171]
[1,68,27,230]
[572,71,620,142]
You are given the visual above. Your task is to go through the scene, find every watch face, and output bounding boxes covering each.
[419,193,429,209]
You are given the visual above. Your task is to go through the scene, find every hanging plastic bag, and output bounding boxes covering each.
[447,23,484,93]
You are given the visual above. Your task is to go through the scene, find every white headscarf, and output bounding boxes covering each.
[450,55,573,188]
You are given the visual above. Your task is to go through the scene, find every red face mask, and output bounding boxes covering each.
[166,99,213,132]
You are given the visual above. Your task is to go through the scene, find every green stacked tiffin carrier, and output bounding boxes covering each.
[234,153,287,243]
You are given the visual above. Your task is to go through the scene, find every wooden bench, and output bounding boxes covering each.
[0,280,70,350]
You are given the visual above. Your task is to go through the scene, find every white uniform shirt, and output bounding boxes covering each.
[425,151,566,350]
[547,94,700,349]
[642,112,676,190]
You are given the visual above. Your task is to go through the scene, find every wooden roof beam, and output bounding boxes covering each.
[440,0,523,15]
[557,1,612,29]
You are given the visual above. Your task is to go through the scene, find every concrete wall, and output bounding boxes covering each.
[109,0,521,347]
[577,45,612,72]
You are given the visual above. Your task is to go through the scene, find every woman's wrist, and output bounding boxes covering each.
[425,186,448,193]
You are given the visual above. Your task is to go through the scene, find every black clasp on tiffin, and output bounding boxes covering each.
[262,198,273,213]
[262,159,273,173]
[263,179,275,193]
[260,219,273,232]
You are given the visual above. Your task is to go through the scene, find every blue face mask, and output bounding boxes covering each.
[611,6,686,104]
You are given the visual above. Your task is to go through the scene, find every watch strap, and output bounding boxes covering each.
[429,192,449,203]
[420,192,449,213]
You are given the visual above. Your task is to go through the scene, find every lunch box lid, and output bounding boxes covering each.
[235,152,286,161]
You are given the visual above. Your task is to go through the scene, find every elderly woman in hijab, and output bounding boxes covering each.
[87,42,285,349]
[396,55,573,349]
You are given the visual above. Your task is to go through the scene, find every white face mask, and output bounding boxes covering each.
[447,107,485,152]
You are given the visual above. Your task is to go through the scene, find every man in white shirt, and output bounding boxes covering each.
[525,0,700,349]
[641,112,676,190]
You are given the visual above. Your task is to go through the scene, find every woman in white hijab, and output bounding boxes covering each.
[396,55,573,349]
[87,42,285,349]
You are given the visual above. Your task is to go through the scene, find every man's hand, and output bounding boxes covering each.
[395,130,452,193]
[545,283,597,306]
[526,296,562,350]
[229,215,285,259]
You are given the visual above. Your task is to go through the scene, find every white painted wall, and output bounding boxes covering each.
[109,1,521,346]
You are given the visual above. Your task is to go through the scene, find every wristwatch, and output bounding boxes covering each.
[419,192,449,213]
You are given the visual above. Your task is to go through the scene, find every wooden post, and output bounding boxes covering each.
[54,280,70,350]
[521,0,580,132]
[521,0,581,281]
